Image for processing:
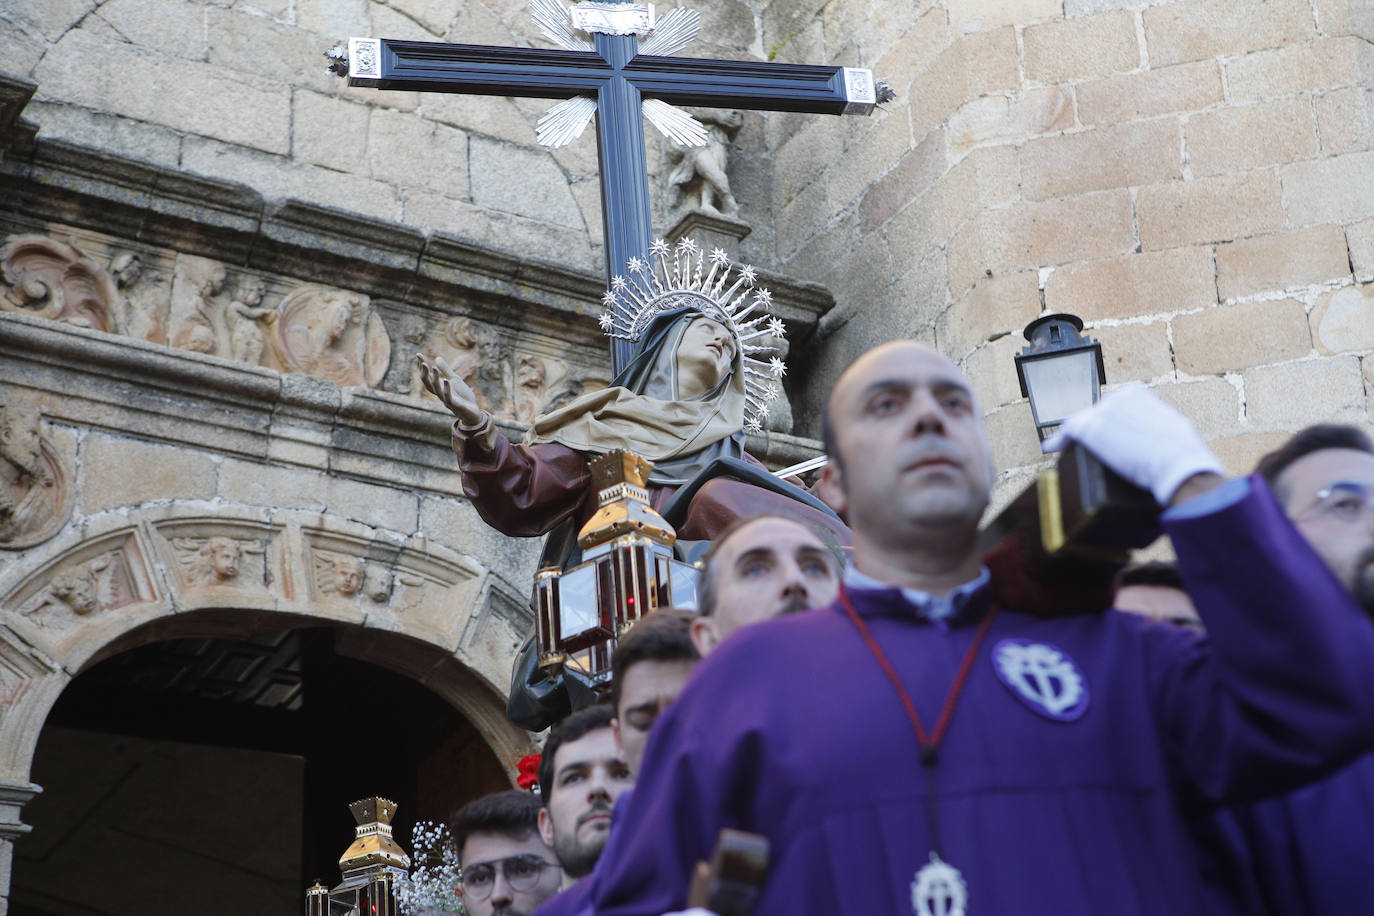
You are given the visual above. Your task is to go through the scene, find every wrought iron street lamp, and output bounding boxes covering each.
[1014,313,1106,450]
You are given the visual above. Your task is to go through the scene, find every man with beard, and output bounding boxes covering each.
[584,342,1374,916]
[689,515,844,657]
[1206,425,1374,915]
[537,705,634,894]
[453,790,563,916]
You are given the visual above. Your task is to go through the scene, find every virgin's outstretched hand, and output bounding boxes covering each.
[416,354,486,428]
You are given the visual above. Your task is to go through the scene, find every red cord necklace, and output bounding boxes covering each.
[838,586,998,916]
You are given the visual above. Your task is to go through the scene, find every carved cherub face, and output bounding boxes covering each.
[52,569,98,616]
[238,277,266,307]
[205,537,241,581]
[334,556,365,596]
[112,252,142,287]
[517,356,546,390]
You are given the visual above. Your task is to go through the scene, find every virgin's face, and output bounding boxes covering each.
[675,317,735,397]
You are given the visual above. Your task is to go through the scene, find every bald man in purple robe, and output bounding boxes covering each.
[585,342,1374,916]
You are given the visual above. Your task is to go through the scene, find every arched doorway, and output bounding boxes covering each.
[8,614,521,916]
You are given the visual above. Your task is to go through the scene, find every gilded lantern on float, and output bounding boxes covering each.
[306,797,411,916]
[535,449,699,685]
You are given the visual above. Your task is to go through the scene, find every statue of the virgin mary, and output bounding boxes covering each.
[419,240,849,727]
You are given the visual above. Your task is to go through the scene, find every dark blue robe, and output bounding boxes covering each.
[586,478,1374,915]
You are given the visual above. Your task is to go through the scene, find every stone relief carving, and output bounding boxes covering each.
[276,286,390,387]
[170,535,265,588]
[169,254,228,355]
[415,317,604,423]
[313,549,366,599]
[20,548,141,623]
[0,403,73,549]
[666,108,744,218]
[0,235,118,332]
[227,275,277,365]
[111,251,170,345]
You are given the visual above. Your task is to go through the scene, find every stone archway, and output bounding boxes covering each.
[0,501,537,911]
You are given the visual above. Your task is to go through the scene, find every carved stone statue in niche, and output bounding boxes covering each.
[111,251,170,345]
[313,549,365,598]
[276,286,390,387]
[666,108,745,217]
[0,234,118,332]
[227,275,278,365]
[172,535,262,588]
[0,401,72,549]
[170,254,228,355]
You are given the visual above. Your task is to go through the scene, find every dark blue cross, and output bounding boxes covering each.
[339,5,881,372]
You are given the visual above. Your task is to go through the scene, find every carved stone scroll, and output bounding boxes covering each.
[0,235,118,332]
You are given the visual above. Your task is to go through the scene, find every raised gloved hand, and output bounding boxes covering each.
[662,910,717,916]
[1043,383,1224,505]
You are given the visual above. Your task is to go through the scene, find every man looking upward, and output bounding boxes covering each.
[586,341,1374,916]
[536,705,633,892]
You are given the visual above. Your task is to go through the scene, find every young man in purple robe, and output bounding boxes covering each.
[585,341,1374,916]
[1203,424,1374,915]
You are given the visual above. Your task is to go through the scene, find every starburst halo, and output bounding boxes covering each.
[598,237,788,433]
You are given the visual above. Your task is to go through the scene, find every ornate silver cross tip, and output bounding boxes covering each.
[570,1,656,36]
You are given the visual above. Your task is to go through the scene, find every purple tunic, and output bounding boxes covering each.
[1208,754,1374,914]
[587,479,1374,916]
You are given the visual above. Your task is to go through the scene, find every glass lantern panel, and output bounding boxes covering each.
[558,564,600,642]
[670,560,699,610]
[1021,349,1099,426]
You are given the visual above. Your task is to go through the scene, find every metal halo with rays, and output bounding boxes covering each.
[599,237,787,434]
[530,0,708,149]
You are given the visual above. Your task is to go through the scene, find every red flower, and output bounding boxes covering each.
[516,754,541,792]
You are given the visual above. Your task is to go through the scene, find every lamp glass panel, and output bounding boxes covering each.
[558,564,599,638]
[1022,349,1099,425]
[670,561,699,610]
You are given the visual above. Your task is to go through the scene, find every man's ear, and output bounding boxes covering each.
[690,616,719,657]
[611,717,624,758]
[817,462,848,516]
[537,806,554,847]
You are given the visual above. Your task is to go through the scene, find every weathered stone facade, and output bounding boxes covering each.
[1,0,1372,907]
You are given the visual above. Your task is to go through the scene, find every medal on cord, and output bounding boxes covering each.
[839,587,998,916]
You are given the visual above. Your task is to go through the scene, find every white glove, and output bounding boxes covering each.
[662,910,717,916]
[1043,383,1224,505]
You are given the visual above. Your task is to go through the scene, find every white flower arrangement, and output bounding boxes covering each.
[394,820,464,915]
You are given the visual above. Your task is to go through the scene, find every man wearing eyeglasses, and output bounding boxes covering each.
[1204,425,1374,915]
[452,790,563,916]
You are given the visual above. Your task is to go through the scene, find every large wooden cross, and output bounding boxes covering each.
[336,1,884,372]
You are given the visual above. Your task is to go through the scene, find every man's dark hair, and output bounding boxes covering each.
[1256,425,1374,500]
[537,703,616,807]
[450,790,542,863]
[1117,561,1184,592]
[695,514,841,616]
[609,610,699,713]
